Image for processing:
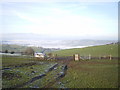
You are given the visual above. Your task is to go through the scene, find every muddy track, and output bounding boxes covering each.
[2,61,52,70]
[43,60,69,88]
[13,74,46,88]
[2,62,37,70]
[11,63,58,88]
[3,60,69,88]
[43,74,66,88]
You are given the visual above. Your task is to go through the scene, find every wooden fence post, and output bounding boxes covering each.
[109,55,112,60]
[74,54,80,61]
[89,54,91,60]
[99,55,101,59]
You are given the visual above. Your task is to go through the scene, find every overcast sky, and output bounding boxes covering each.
[0,1,118,40]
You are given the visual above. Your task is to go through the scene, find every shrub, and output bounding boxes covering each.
[5,50,8,53]
[24,47,35,56]
[10,51,15,54]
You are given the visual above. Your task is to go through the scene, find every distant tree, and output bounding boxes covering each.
[11,51,15,54]
[24,47,35,56]
[47,53,53,57]
[5,50,8,53]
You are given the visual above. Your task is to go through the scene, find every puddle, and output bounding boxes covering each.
[57,82,66,88]
[3,63,67,88]
[13,74,46,88]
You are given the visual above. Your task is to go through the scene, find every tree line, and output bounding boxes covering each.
[3,47,35,56]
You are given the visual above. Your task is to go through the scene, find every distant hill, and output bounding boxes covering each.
[0,44,60,53]
[2,39,117,49]
[52,43,119,57]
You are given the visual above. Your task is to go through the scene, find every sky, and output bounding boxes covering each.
[0,1,118,40]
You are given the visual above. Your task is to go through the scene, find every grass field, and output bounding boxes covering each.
[2,56,65,88]
[1,44,119,88]
[52,59,118,88]
[2,56,118,88]
[52,44,118,57]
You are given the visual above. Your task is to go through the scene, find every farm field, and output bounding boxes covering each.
[2,56,118,88]
[52,59,118,88]
[2,56,67,88]
[1,44,119,88]
[52,44,118,57]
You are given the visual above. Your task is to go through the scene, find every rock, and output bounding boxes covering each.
[58,82,62,85]
[31,71,36,74]
[54,67,57,70]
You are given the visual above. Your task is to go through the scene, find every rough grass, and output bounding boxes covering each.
[2,43,119,88]
[2,56,58,88]
[52,59,118,88]
[2,63,56,88]
[52,44,118,57]
[23,64,63,88]
[2,56,35,67]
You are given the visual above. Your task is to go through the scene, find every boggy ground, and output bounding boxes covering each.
[2,56,68,88]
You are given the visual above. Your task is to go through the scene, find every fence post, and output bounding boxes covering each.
[109,55,112,60]
[89,54,91,60]
[99,55,101,59]
[74,54,80,61]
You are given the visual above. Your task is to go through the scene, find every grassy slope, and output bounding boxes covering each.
[1,44,59,53]
[0,44,43,53]
[51,44,119,88]
[2,44,119,88]
[52,59,118,88]
[2,56,34,67]
[52,44,118,57]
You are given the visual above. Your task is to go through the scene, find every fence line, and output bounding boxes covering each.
[54,56,119,60]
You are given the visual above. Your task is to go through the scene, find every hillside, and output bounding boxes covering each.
[0,44,59,53]
[52,44,119,57]
[2,38,116,49]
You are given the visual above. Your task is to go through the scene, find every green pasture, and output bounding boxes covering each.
[52,44,118,57]
[52,59,118,88]
[2,56,35,67]
[1,44,119,88]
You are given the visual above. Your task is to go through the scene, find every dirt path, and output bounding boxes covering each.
[7,63,58,88]
[2,62,37,70]
[43,69,67,88]
[43,60,70,88]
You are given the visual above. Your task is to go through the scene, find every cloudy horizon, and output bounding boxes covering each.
[0,1,118,40]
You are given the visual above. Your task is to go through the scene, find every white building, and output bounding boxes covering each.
[34,52,45,59]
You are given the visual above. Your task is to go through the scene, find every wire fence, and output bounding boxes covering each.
[1,53,119,60]
[54,55,119,61]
